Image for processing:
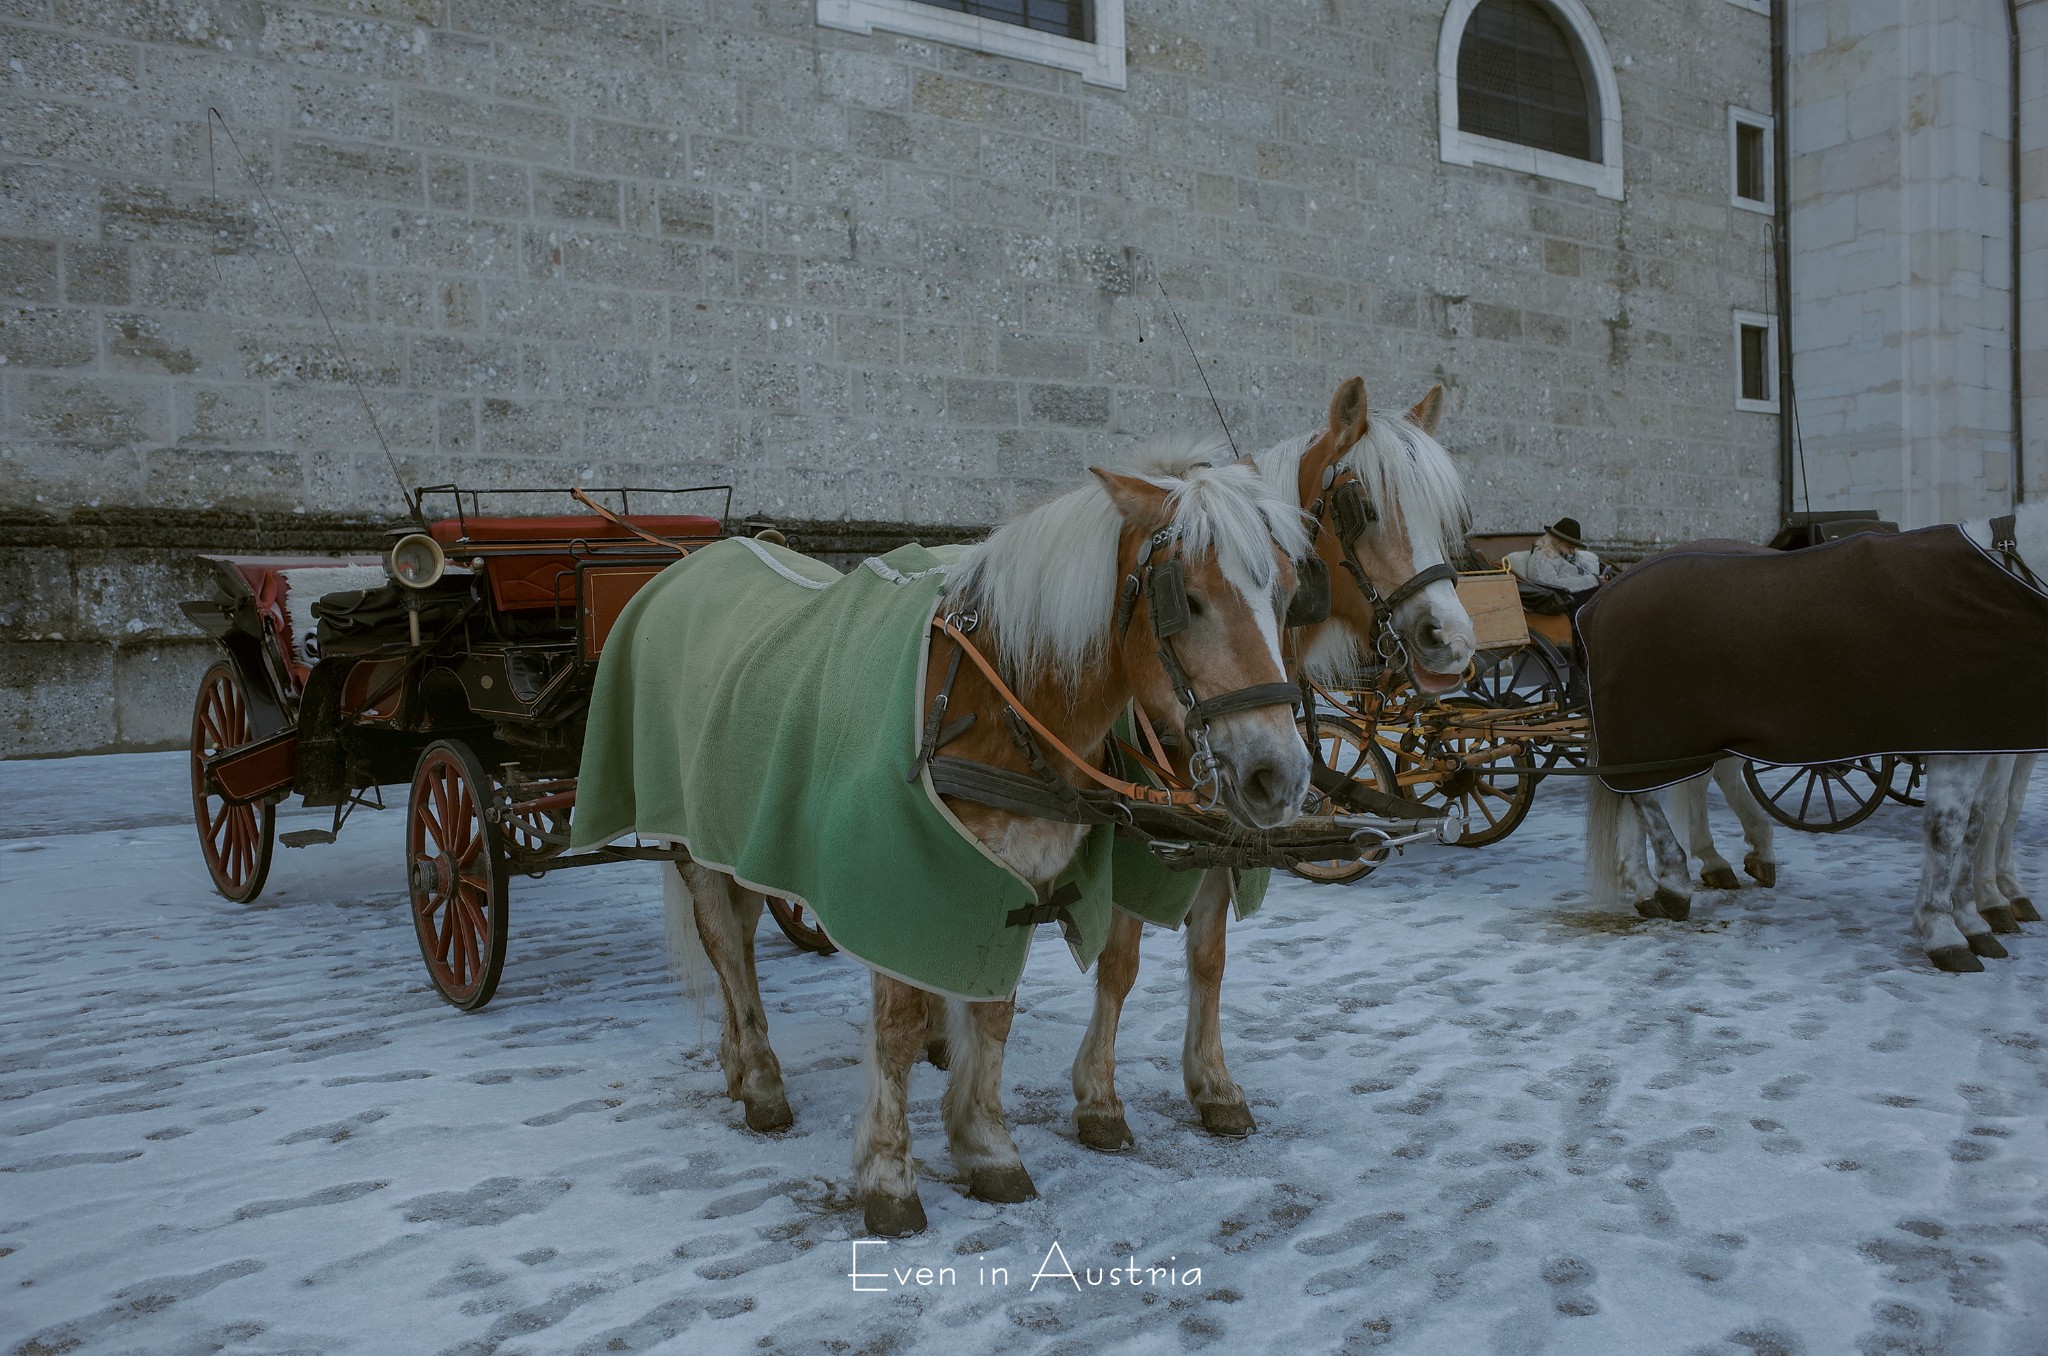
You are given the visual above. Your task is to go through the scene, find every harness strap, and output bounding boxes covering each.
[929,616,1204,807]
[927,755,1122,824]
[1187,681,1303,725]
[1381,561,1458,613]
[1990,513,2044,589]
[1005,881,1085,945]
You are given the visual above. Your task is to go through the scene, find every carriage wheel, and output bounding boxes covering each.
[406,740,509,1010]
[1288,715,1401,885]
[1397,700,1538,846]
[1742,757,1894,833]
[1462,640,1582,769]
[1885,756,1926,807]
[189,660,275,903]
[766,897,837,954]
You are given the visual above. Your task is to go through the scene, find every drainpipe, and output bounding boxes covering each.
[1772,0,1796,524]
[2009,0,2026,504]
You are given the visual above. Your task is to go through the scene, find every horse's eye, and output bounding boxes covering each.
[1186,594,1207,618]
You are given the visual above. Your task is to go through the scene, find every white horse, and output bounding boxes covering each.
[1907,501,2047,968]
[1069,377,1478,1150]
[1600,758,1780,920]
[1590,500,2044,970]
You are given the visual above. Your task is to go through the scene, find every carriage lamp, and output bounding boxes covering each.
[387,533,446,589]
[386,533,446,647]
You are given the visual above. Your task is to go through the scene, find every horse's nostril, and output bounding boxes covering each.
[1243,765,1277,806]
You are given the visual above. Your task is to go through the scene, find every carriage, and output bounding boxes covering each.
[180,484,749,1009]
[1286,524,1927,885]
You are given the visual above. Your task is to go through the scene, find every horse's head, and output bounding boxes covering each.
[1291,376,1477,692]
[1092,463,1313,831]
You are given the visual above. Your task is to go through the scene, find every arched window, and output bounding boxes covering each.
[1438,0,1623,200]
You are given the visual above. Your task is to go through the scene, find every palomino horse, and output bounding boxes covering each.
[1586,500,2046,970]
[1069,376,1479,1150]
[665,452,1315,1236]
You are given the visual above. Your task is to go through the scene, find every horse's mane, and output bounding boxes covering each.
[944,434,1309,683]
[1253,407,1472,558]
[1962,498,2048,575]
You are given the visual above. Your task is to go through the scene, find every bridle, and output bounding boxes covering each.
[1301,459,1457,676]
[1112,525,1302,803]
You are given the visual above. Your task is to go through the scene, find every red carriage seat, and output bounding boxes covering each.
[428,515,721,613]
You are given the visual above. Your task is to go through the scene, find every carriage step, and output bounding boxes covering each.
[279,829,338,848]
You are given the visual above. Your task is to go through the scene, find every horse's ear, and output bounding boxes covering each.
[1327,375,1371,445]
[1090,467,1172,530]
[1407,384,1445,436]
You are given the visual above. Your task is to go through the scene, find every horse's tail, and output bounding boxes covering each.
[662,861,714,1017]
[1585,778,1631,910]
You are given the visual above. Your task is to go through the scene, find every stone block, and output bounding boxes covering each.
[0,640,114,757]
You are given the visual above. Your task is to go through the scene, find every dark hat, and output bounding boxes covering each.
[1544,517,1585,547]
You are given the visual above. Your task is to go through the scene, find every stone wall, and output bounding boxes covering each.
[0,0,1779,755]
[1787,0,2038,526]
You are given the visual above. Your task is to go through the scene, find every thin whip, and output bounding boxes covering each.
[207,108,425,529]
[1154,273,1240,459]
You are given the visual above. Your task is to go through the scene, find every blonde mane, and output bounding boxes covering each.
[943,434,1310,682]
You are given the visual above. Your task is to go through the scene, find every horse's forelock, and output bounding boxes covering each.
[945,435,1308,683]
[1343,412,1471,557]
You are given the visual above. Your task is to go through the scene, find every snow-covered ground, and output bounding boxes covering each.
[2,751,2045,1355]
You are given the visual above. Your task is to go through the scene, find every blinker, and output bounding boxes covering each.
[1284,554,1331,627]
[1330,479,1378,543]
[1148,558,1191,637]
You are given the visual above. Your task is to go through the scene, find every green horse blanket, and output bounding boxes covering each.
[572,538,1248,1000]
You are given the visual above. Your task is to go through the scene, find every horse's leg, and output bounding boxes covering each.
[921,990,951,1070]
[1668,774,1737,889]
[1585,778,1654,913]
[1630,794,1695,921]
[942,996,1036,1203]
[1914,756,1997,972]
[1970,757,2022,934]
[1071,905,1145,1152]
[855,972,931,1235]
[1713,757,1778,887]
[1183,871,1254,1137]
[684,863,791,1131]
[1998,753,2037,922]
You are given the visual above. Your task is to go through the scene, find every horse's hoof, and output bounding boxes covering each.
[923,1038,950,1072]
[1634,898,1665,920]
[2012,896,2041,924]
[1928,945,1985,973]
[1198,1102,1257,1138]
[1700,865,1740,890]
[1076,1112,1136,1153]
[1744,855,1777,888]
[744,1096,794,1133]
[1655,888,1692,922]
[863,1190,927,1237]
[1967,933,2009,960]
[968,1164,1038,1204]
[1982,907,2020,936]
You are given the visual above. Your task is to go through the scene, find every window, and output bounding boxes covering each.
[817,0,1124,88]
[1729,107,1773,212]
[1734,311,1778,412]
[919,0,1085,39]
[1437,0,1623,200]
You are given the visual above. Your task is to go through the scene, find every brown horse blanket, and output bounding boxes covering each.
[1578,526,2048,793]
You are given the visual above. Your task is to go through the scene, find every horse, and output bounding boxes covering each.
[1069,375,1479,1151]
[1906,501,2047,967]
[1597,758,1779,920]
[1584,500,2047,971]
[633,450,1317,1237]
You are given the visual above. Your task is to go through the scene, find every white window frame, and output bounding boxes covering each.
[1728,106,1774,213]
[1437,0,1624,201]
[1725,0,1771,16]
[817,0,1125,89]
[1733,310,1779,413]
